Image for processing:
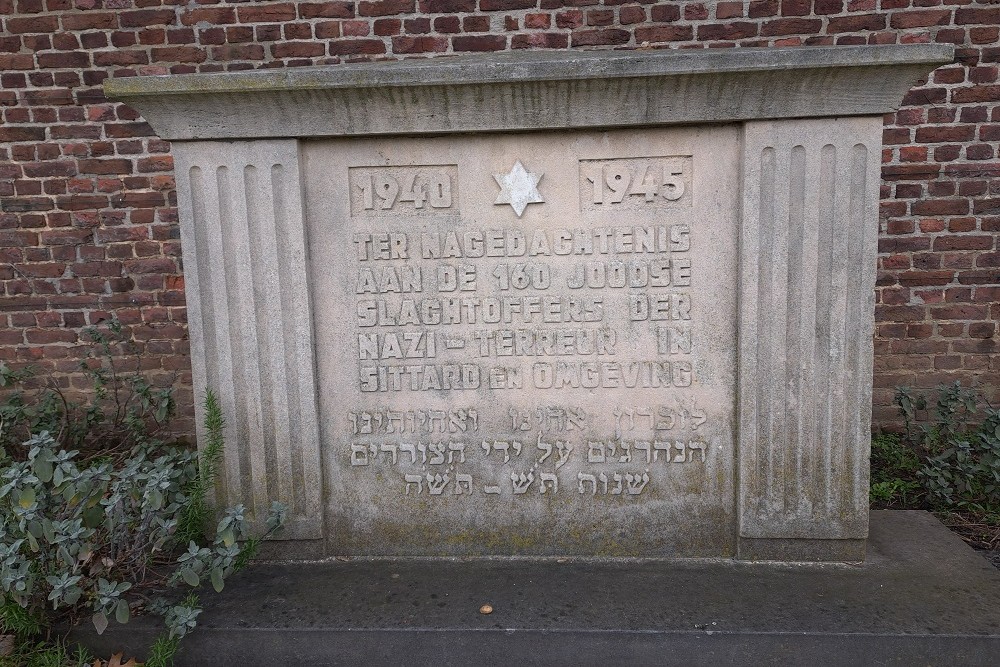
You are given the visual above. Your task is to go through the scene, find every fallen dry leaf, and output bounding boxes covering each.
[479,604,493,614]
[92,652,139,667]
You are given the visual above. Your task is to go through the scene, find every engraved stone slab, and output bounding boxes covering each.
[106,45,955,561]
[305,127,739,556]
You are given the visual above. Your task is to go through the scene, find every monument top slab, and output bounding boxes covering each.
[105,44,953,141]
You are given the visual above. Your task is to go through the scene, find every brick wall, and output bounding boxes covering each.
[1,0,998,434]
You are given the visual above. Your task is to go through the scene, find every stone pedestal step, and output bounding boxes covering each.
[75,511,1000,666]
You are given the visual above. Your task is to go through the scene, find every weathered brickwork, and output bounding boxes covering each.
[0,0,998,434]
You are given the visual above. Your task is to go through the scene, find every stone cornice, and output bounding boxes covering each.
[104,44,954,141]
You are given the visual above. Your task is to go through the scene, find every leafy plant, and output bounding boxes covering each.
[0,320,286,664]
[0,636,93,667]
[868,433,921,506]
[892,383,1000,516]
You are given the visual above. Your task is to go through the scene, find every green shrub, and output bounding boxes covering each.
[894,383,1000,518]
[0,320,285,664]
[868,433,921,505]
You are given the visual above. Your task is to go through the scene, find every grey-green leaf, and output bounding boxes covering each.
[33,459,53,484]
[181,568,199,587]
[92,612,108,635]
[211,567,224,593]
[115,599,130,624]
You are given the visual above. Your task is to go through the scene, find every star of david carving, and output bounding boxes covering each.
[493,160,544,217]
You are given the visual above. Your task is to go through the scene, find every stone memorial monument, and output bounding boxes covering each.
[106,44,952,562]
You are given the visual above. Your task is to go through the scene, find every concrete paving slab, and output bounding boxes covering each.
[76,511,1000,665]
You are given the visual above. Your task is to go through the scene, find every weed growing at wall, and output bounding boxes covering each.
[872,383,1000,551]
[896,383,1000,519]
[0,321,284,665]
[869,433,921,507]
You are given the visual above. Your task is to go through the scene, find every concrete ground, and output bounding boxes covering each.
[77,510,1000,666]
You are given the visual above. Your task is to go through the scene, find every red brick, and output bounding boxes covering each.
[969,322,996,339]
[932,67,965,85]
[0,127,45,142]
[419,0,474,10]
[898,270,955,287]
[524,13,552,29]
[911,198,969,216]
[300,2,356,18]
[358,0,415,17]
[37,52,90,68]
[587,9,615,26]
[966,144,995,160]
[890,9,951,29]
[683,3,708,20]
[212,44,266,60]
[180,7,236,26]
[315,22,342,39]
[151,46,207,63]
[619,6,645,24]
[955,7,1000,25]
[717,1,745,19]
[392,36,447,53]
[951,86,1000,104]
[512,33,569,49]
[39,229,92,245]
[271,42,325,58]
[931,305,989,320]
[650,4,680,22]
[125,258,176,274]
[78,159,133,175]
[61,12,117,31]
[22,161,76,177]
[761,18,821,36]
[934,235,993,251]
[827,14,886,33]
[697,22,758,40]
[635,25,694,42]
[94,51,149,67]
[915,125,976,143]
[462,16,490,31]
[453,35,508,51]
[933,145,961,162]
[815,0,843,14]
[328,39,387,55]
[119,9,177,28]
[0,54,34,71]
[742,0,773,17]
[105,122,155,139]
[404,17,431,33]
[556,10,584,29]
[480,0,535,9]
[5,15,58,33]
[876,305,926,322]
[971,27,1000,45]
[237,3,297,22]
[26,329,77,344]
[373,19,401,35]
[343,20,372,36]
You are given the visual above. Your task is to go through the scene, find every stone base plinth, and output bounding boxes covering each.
[74,511,1000,666]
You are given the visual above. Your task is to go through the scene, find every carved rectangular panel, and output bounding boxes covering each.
[305,127,740,557]
[173,140,322,540]
[738,118,881,540]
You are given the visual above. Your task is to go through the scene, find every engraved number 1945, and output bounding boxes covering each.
[585,163,685,205]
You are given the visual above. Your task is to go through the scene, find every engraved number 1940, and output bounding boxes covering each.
[357,172,453,210]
